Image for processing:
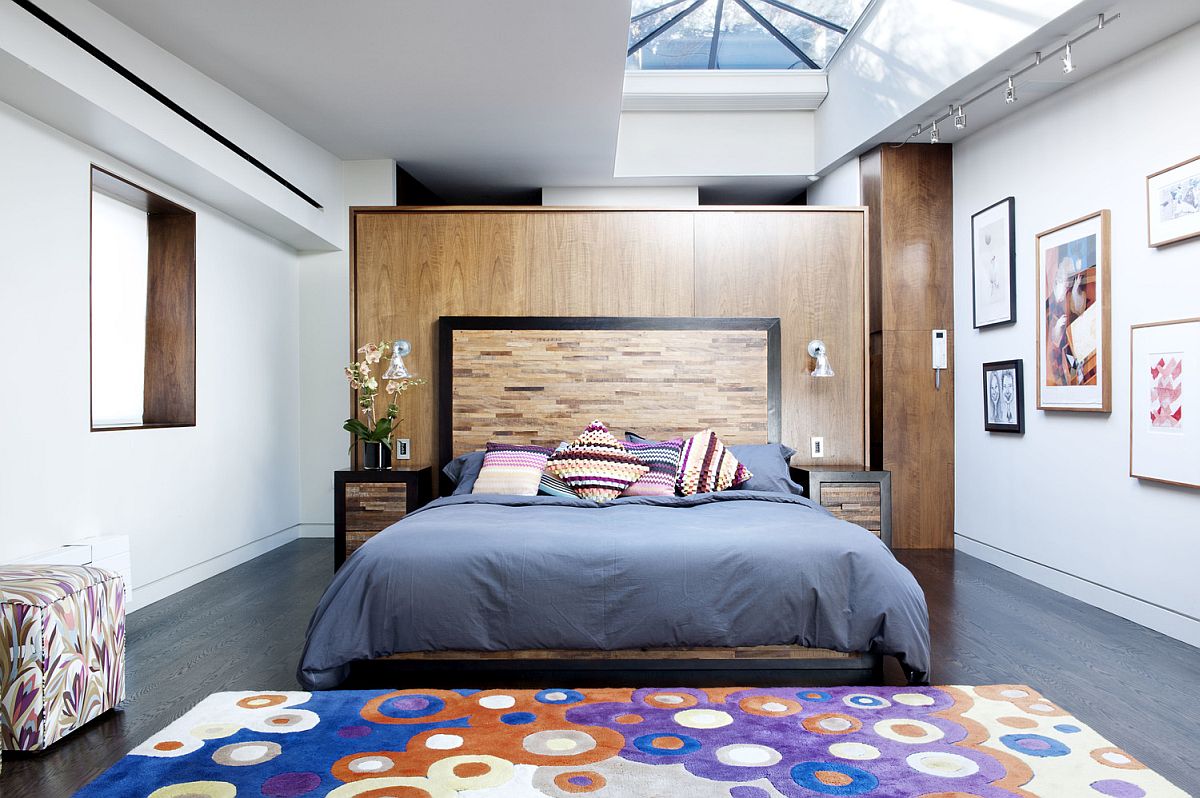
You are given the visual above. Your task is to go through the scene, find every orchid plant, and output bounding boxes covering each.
[343,341,427,451]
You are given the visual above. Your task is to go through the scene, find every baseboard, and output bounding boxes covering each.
[130,524,301,612]
[298,523,333,538]
[955,534,1200,649]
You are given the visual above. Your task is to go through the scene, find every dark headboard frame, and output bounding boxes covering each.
[437,316,781,480]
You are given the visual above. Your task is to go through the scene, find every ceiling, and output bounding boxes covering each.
[90,0,634,202]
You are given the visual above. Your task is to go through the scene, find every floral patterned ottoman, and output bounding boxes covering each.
[0,565,125,751]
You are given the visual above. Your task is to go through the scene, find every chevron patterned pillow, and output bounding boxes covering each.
[546,420,649,502]
[472,443,554,496]
[621,438,685,497]
[677,429,752,495]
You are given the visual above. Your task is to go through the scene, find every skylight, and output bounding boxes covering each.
[627,0,869,70]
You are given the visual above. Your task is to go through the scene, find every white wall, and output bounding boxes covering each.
[806,158,861,207]
[953,24,1200,647]
[297,161,396,537]
[0,100,302,608]
[0,0,343,250]
[542,186,699,206]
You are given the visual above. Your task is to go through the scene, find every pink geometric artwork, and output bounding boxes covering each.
[1149,354,1183,430]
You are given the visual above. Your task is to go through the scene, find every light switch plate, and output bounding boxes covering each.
[394,438,411,460]
[811,436,825,458]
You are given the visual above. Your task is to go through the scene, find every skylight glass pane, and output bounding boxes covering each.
[628,0,717,70]
[715,2,804,70]
[627,0,870,70]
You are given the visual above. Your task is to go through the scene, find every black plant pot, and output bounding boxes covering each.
[362,441,392,470]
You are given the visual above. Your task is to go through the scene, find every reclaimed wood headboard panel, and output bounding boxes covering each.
[439,317,780,464]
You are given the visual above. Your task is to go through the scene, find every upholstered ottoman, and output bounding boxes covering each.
[0,565,125,751]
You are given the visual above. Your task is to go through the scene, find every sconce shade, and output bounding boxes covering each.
[383,339,413,380]
[807,339,835,378]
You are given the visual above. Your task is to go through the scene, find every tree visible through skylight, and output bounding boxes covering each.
[628,0,869,70]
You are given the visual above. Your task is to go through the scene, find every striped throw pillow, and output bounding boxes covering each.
[621,438,685,497]
[546,420,649,502]
[472,443,553,496]
[539,443,579,498]
[677,429,752,495]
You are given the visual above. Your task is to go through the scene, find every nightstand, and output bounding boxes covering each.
[791,467,892,548]
[334,467,433,568]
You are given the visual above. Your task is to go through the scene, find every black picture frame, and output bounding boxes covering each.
[971,197,1017,328]
[983,359,1024,433]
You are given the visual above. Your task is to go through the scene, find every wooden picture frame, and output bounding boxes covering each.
[971,197,1016,328]
[1146,154,1200,248]
[1130,317,1200,489]
[982,359,1024,433]
[1035,210,1111,413]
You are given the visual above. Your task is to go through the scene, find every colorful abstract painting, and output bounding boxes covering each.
[1043,233,1099,389]
[75,685,1188,797]
[1149,354,1183,431]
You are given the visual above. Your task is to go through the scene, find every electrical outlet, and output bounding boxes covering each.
[394,438,411,460]
[811,436,825,458]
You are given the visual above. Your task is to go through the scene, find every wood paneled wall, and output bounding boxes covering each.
[351,207,868,473]
[861,145,955,549]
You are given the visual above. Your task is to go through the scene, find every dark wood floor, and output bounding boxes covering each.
[4,542,1198,795]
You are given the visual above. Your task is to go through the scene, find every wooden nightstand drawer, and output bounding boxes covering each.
[791,467,892,548]
[335,467,432,568]
[819,482,882,531]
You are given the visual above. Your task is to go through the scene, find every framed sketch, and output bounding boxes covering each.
[971,197,1016,327]
[1147,154,1200,247]
[1130,318,1200,488]
[1035,210,1111,412]
[983,359,1024,433]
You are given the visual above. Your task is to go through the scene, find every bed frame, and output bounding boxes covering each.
[370,316,881,681]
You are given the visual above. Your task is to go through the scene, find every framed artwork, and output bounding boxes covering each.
[1130,318,1200,488]
[1035,210,1111,412]
[971,197,1016,328]
[983,359,1024,433]
[1146,154,1200,248]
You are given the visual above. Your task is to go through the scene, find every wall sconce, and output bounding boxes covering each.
[382,339,413,379]
[807,339,834,378]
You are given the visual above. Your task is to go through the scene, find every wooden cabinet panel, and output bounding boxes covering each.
[694,211,868,467]
[335,468,431,567]
[821,482,882,531]
[877,145,955,332]
[881,329,954,549]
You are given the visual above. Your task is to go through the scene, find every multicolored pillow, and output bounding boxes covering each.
[546,420,649,502]
[621,438,684,497]
[539,443,579,498]
[472,443,553,496]
[677,429,752,495]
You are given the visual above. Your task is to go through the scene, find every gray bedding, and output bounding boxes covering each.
[297,491,930,689]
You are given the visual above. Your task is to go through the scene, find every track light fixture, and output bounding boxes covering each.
[897,13,1117,149]
[1062,43,1075,73]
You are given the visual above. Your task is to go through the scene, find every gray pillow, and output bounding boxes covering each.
[442,450,486,495]
[624,432,803,496]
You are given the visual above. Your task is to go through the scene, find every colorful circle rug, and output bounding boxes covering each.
[76,684,1187,796]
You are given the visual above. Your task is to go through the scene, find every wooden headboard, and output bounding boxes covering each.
[438,316,780,468]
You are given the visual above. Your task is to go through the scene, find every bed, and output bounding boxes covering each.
[297,317,930,689]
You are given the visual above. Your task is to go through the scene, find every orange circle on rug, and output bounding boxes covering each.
[652,736,686,750]
[917,793,988,798]
[615,714,643,725]
[997,716,1037,729]
[1090,747,1144,770]
[802,713,862,735]
[643,692,698,710]
[553,770,608,793]
[237,694,288,710]
[153,741,184,751]
[814,770,854,787]
[739,695,803,717]
[453,761,491,778]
